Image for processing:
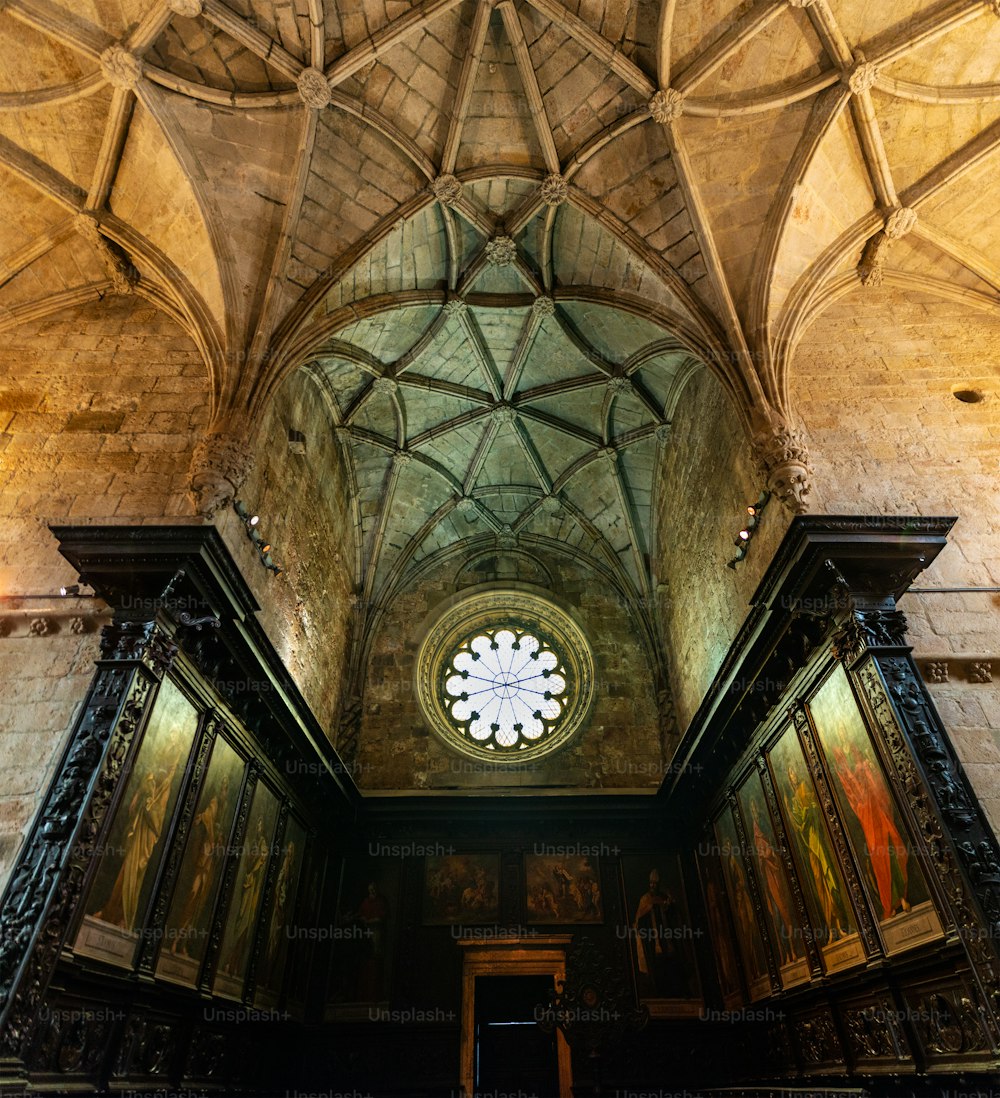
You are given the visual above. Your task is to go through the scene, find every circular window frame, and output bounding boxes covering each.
[416,589,595,763]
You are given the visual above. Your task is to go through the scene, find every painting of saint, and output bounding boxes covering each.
[696,848,743,1005]
[737,772,805,969]
[621,855,702,1015]
[424,854,500,924]
[156,735,244,986]
[713,810,769,996]
[212,782,280,999]
[255,818,307,1005]
[76,677,199,967]
[807,666,939,952]
[327,858,400,1014]
[769,725,856,946]
[525,854,602,924]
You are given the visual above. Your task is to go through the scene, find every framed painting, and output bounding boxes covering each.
[736,770,810,989]
[75,676,199,968]
[713,809,770,1000]
[524,854,602,924]
[255,816,307,1007]
[695,842,744,1008]
[424,853,500,924]
[211,781,281,1000]
[155,733,245,987]
[767,722,866,974]
[326,857,401,1017]
[807,664,942,954]
[621,854,702,1017]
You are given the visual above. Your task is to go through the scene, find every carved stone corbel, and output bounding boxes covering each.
[750,418,813,515]
[188,432,255,519]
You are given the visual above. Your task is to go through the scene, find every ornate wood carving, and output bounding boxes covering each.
[857,653,1000,1046]
[791,1007,843,1067]
[840,996,911,1064]
[0,619,175,1059]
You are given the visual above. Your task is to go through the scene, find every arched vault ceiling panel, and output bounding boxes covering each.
[473,428,543,491]
[110,100,224,325]
[633,353,689,410]
[887,232,999,298]
[691,7,826,101]
[475,487,538,527]
[0,91,112,195]
[608,389,654,437]
[312,358,369,417]
[516,6,645,163]
[530,389,608,436]
[313,208,448,315]
[670,0,761,80]
[470,262,533,295]
[417,420,485,476]
[403,392,483,441]
[520,418,591,480]
[516,322,596,392]
[551,206,682,313]
[147,18,293,92]
[918,148,1000,265]
[0,168,67,259]
[411,510,480,566]
[830,0,940,49]
[353,389,398,439]
[470,307,529,374]
[561,461,636,577]
[618,441,654,543]
[290,110,427,295]
[466,177,539,220]
[0,13,93,90]
[408,319,484,388]
[520,508,604,558]
[341,11,467,162]
[874,94,1000,198]
[335,304,441,359]
[324,0,418,56]
[148,93,302,337]
[559,300,672,363]
[679,103,814,318]
[769,108,873,327]
[0,237,105,312]
[884,10,1000,85]
[41,0,155,39]
[224,0,311,64]
[572,123,717,317]
[456,7,546,173]
[571,0,659,72]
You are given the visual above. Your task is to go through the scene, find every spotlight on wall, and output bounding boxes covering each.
[233,500,284,577]
[727,491,771,569]
[60,584,80,597]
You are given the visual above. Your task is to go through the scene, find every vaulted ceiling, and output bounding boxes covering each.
[2,0,1000,609]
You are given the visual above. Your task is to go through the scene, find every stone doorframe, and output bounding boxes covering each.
[457,935,573,1098]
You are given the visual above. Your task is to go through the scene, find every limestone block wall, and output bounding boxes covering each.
[355,547,662,790]
[0,295,209,887]
[791,287,1000,838]
[653,367,791,734]
[213,368,356,736]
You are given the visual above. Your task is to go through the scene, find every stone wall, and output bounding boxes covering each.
[355,546,662,790]
[653,367,791,734]
[791,286,1000,837]
[0,294,209,886]
[213,368,356,737]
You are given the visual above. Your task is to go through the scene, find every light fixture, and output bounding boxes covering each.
[60,584,79,597]
[727,491,771,569]
[233,500,284,577]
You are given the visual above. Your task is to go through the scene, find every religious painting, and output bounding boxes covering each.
[326,857,400,1017]
[525,854,603,924]
[255,817,307,1007]
[713,809,770,1000]
[155,734,245,988]
[695,843,744,1008]
[75,677,199,967]
[768,722,866,974]
[736,770,810,989]
[807,664,942,954]
[424,853,500,924]
[211,781,280,1000]
[621,854,702,1016]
